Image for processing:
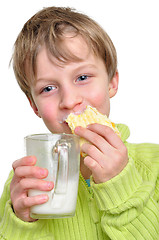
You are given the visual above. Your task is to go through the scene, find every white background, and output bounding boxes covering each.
[0,0,159,195]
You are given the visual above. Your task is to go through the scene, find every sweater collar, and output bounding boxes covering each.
[116,124,130,142]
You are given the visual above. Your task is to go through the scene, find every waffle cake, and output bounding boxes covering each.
[66,106,120,157]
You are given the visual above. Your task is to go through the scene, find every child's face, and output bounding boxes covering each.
[29,35,118,134]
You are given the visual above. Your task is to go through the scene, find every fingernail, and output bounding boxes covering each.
[40,195,48,202]
[74,126,82,133]
[27,157,34,164]
[40,168,47,177]
[47,182,53,190]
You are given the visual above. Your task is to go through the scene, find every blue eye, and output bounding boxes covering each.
[77,75,88,82]
[43,86,55,93]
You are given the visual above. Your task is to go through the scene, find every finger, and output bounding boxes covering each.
[14,165,48,179]
[84,155,100,170]
[13,194,49,222]
[12,156,37,171]
[75,126,114,154]
[15,194,49,211]
[13,178,54,193]
[87,123,124,150]
[81,142,106,167]
[84,156,103,184]
[87,124,128,167]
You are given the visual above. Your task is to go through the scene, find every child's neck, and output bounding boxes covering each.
[80,157,92,179]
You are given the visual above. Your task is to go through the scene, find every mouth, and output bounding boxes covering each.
[63,121,69,126]
[58,115,68,124]
[58,106,87,125]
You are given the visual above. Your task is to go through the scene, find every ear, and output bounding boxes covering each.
[27,97,41,118]
[108,71,119,98]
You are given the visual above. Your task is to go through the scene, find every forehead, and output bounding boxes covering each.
[36,35,92,68]
[34,36,106,82]
[26,35,90,84]
[62,35,90,60]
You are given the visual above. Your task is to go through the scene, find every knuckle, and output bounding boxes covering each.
[114,152,123,164]
[23,197,30,208]
[30,166,42,178]
[87,144,96,155]
[104,126,113,135]
[29,166,36,176]
[13,198,23,212]
[10,182,14,194]
[106,163,114,174]
[28,166,39,178]
[19,178,27,189]
[12,160,18,171]
[14,167,21,177]
[10,175,15,186]
[84,156,95,168]
[90,134,102,147]
[89,160,97,169]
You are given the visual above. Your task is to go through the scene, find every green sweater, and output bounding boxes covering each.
[0,124,159,240]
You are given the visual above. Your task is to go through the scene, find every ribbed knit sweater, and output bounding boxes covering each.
[0,124,159,240]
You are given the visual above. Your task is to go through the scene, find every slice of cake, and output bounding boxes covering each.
[66,105,120,156]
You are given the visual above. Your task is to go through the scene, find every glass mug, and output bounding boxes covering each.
[25,133,80,219]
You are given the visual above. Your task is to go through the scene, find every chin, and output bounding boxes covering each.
[63,128,72,135]
[50,126,72,135]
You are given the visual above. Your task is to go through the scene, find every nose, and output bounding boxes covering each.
[59,86,83,110]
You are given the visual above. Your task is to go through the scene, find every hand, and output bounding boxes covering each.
[10,156,54,222]
[75,124,128,184]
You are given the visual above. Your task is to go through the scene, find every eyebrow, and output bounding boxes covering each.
[35,63,97,85]
[73,63,97,71]
[70,63,98,77]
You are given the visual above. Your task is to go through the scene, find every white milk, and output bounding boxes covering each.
[29,175,79,219]
[25,133,80,219]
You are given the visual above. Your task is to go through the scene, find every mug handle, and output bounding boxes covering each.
[52,140,69,194]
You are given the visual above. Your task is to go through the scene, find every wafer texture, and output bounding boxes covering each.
[66,106,120,157]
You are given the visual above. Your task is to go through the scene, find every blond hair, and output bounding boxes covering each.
[12,7,117,101]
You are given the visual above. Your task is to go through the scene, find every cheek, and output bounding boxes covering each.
[38,103,56,123]
[40,106,59,133]
[89,86,110,108]
[89,88,110,116]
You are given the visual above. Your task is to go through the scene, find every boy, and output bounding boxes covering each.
[0,6,158,240]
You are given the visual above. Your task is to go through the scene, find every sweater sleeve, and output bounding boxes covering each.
[91,144,159,240]
[0,171,50,240]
